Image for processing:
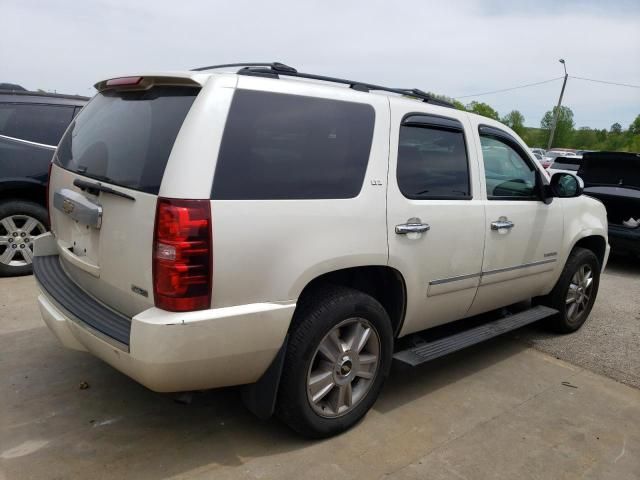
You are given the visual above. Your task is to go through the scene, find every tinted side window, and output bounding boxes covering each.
[0,103,74,145]
[397,123,470,199]
[212,90,375,200]
[480,136,537,198]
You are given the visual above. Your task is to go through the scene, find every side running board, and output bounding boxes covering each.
[393,305,558,367]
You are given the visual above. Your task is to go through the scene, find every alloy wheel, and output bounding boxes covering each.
[565,264,594,323]
[307,318,381,418]
[0,215,47,267]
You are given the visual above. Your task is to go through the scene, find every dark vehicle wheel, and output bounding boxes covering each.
[539,247,600,333]
[277,286,393,438]
[0,200,48,277]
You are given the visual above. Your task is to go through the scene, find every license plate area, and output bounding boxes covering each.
[53,188,101,265]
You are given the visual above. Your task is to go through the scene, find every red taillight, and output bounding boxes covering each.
[106,76,142,87]
[152,198,212,312]
[46,162,53,227]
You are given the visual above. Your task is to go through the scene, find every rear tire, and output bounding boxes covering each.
[0,200,49,277]
[539,247,600,333]
[276,285,393,438]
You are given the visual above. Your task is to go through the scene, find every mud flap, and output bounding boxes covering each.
[241,334,288,420]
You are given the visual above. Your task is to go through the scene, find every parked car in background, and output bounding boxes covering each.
[575,150,597,156]
[579,151,640,257]
[531,153,551,179]
[530,147,546,157]
[0,88,88,276]
[541,150,580,169]
[33,64,608,438]
[548,156,584,177]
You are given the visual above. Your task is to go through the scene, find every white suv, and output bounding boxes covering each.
[34,63,609,438]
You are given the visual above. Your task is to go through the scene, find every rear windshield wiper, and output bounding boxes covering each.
[73,178,136,201]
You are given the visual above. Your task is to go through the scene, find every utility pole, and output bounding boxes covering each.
[547,59,568,150]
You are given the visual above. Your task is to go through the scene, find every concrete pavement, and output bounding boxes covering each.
[518,254,640,389]
[1,261,639,480]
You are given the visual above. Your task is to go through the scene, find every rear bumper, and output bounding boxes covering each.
[34,253,295,392]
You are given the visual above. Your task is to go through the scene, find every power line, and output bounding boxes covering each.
[569,75,640,89]
[454,77,563,99]
[454,74,640,100]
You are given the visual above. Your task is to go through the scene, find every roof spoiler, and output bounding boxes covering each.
[94,75,201,92]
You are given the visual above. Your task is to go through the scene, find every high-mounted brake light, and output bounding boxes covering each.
[153,198,212,312]
[106,76,143,87]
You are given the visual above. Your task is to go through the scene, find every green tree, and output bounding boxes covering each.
[629,115,640,135]
[466,101,500,120]
[541,106,575,148]
[572,127,598,149]
[452,99,466,111]
[502,110,526,136]
[610,122,622,134]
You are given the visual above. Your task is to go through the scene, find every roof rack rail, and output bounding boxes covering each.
[190,62,455,108]
[191,62,297,73]
[393,88,454,108]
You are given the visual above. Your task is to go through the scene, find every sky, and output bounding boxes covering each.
[1,0,639,129]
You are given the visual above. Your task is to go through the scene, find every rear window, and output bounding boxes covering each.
[0,103,75,145]
[56,87,198,194]
[212,90,375,200]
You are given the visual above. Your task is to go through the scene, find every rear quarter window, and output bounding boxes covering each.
[212,90,375,200]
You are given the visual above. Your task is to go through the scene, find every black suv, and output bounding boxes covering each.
[0,87,88,276]
[579,151,640,257]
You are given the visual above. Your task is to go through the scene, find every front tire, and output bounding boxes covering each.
[276,286,393,438]
[539,247,600,333]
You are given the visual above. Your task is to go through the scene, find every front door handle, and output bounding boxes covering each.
[491,219,515,230]
[396,218,431,235]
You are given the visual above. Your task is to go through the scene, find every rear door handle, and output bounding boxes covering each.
[491,219,514,230]
[395,218,431,235]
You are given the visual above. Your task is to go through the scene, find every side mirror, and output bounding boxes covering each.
[550,172,583,198]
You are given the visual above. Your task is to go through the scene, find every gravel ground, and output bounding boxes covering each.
[516,253,640,389]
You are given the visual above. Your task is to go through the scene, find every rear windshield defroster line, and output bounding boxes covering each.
[55,86,199,195]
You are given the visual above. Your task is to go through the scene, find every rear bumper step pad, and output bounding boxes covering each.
[33,255,131,346]
[393,305,558,366]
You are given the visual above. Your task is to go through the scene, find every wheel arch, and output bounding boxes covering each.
[0,179,47,206]
[292,265,407,338]
[571,234,607,269]
[243,266,407,422]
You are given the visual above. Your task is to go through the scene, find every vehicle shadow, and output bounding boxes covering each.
[376,337,530,414]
